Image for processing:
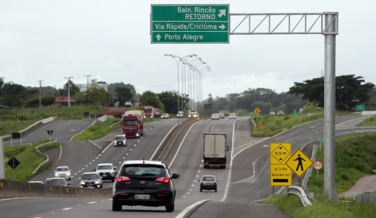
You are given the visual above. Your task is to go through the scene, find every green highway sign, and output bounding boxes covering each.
[356,105,365,111]
[319,138,324,143]
[151,4,229,44]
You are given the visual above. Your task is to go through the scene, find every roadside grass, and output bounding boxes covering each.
[359,116,376,126]
[0,105,104,136]
[3,139,58,181]
[264,132,376,218]
[252,113,324,136]
[144,117,161,122]
[72,118,120,141]
[300,102,324,114]
[38,143,59,152]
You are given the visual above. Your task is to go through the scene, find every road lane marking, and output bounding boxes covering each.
[88,140,101,150]
[134,144,136,147]
[62,208,72,211]
[126,153,129,155]
[102,142,113,154]
[232,156,260,184]
[149,124,178,160]
[130,149,132,151]
[87,202,97,204]
[176,199,210,218]
[168,120,202,168]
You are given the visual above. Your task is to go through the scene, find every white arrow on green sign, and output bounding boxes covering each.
[151,4,229,44]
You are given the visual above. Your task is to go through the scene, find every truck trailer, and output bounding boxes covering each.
[203,133,228,169]
[121,110,144,138]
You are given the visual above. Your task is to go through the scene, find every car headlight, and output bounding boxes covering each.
[80,181,85,185]
[123,141,126,144]
[95,180,100,184]
[66,172,71,176]
[55,173,58,177]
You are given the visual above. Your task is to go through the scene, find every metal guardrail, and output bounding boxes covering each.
[0,117,56,139]
[287,186,312,206]
[355,191,376,206]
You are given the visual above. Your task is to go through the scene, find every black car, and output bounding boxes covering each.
[112,160,179,212]
[79,172,103,188]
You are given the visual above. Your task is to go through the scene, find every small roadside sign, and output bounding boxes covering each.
[47,130,53,135]
[258,121,263,131]
[285,149,313,178]
[313,160,323,171]
[319,138,324,143]
[270,142,292,186]
[355,105,365,111]
[7,157,20,169]
[254,107,260,115]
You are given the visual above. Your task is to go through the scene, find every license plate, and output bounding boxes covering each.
[102,175,107,177]
[135,194,150,200]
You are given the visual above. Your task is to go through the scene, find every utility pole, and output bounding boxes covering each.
[64,77,73,107]
[0,137,5,179]
[84,75,92,91]
[37,80,43,112]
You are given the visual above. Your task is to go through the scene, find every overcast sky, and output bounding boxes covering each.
[1,0,375,100]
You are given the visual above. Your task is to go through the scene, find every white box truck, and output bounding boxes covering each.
[203,133,229,169]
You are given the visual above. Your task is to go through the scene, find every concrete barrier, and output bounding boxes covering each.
[0,179,111,198]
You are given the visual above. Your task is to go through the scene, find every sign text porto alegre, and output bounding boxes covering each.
[151,5,229,44]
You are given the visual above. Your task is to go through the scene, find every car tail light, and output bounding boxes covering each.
[116,175,131,182]
[201,183,203,186]
[215,183,217,186]
[155,177,170,184]
[120,193,129,196]
[156,194,166,196]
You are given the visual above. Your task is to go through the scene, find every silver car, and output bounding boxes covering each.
[54,166,72,180]
[46,177,70,187]
[199,175,218,192]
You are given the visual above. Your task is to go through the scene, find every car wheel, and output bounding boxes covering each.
[112,178,115,182]
[215,188,217,192]
[112,201,121,211]
[166,204,174,212]
[200,188,202,192]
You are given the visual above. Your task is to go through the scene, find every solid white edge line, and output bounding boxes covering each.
[70,120,95,141]
[175,199,210,218]
[221,119,237,202]
[102,142,114,154]
[30,144,63,181]
[0,197,39,201]
[149,124,178,160]
[88,140,101,150]
[168,120,202,168]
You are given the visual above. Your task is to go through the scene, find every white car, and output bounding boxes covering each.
[211,113,220,120]
[54,166,72,180]
[161,113,169,119]
[95,163,117,182]
[114,135,126,147]
[229,113,236,119]
[125,101,133,107]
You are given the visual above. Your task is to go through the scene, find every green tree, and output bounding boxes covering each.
[108,83,136,101]
[140,91,164,112]
[157,91,178,113]
[75,86,111,106]
[115,87,133,104]
[58,79,79,96]
[252,101,273,115]
[0,82,26,107]
[289,75,375,110]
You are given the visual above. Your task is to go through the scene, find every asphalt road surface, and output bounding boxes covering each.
[1,115,375,218]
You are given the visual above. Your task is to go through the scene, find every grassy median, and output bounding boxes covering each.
[359,116,376,126]
[72,117,120,141]
[264,132,376,218]
[3,139,59,181]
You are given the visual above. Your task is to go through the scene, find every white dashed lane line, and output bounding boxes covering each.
[62,208,72,211]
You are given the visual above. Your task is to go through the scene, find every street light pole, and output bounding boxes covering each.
[64,77,73,107]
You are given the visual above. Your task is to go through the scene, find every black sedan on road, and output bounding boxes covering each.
[79,172,103,188]
[112,160,179,212]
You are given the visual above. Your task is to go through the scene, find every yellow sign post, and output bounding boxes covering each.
[254,107,260,114]
[285,149,313,178]
[270,142,292,187]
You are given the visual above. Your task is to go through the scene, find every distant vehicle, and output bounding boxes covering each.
[54,166,72,180]
[125,101,133,107]
[114,135,126,147]
[177,111,184,118]
[277,111,284,116]
[219,113,225,119]
[95,163,117,182]
[161,113,169,119]
[144,105,154,118]
[229,113,236,119]
[203,133,228,169]
[269,111,276,116]
[188,111,199,118]
[121,110,144,138]
[211,113,220,120]
[45,178,70,187]
[112,160,179,212]
[79,172,103,188]
[199,175,218,192]
[28,181,43,184]
[154,108,161,118]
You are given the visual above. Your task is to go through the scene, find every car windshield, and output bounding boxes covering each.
[57,167,68,171]
[212,114,219,117]
[120,165,166,176]
[97,165,112,170]
[82,174,100,179]
[202,177,215,181]
[116,136,126,140]
[144,109,152,113]
[46,179,66,185]
[123,120,138,126]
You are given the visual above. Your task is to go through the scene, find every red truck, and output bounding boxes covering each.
[121,110,144,138]
[154,108,161,118]
[143,106,154,118]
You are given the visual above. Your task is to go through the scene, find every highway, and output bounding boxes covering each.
[1,115,375,218]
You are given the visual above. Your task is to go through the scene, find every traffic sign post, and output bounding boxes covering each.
[285,149,313,186]
[254,107,260,115]
[270,142,292,190]
[319,138,324,150]
[313,160,323,178]
[7,157,20,181]
[355,105,365,111]
[47,130,54,142]
[151,4,229,44]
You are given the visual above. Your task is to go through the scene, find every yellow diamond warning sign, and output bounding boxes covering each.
[270,143,291,164]
[270,142,291,186]
[285,149,313,178]
[254,107,260,115]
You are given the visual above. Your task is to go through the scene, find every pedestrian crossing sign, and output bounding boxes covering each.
[285,149,313,178]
